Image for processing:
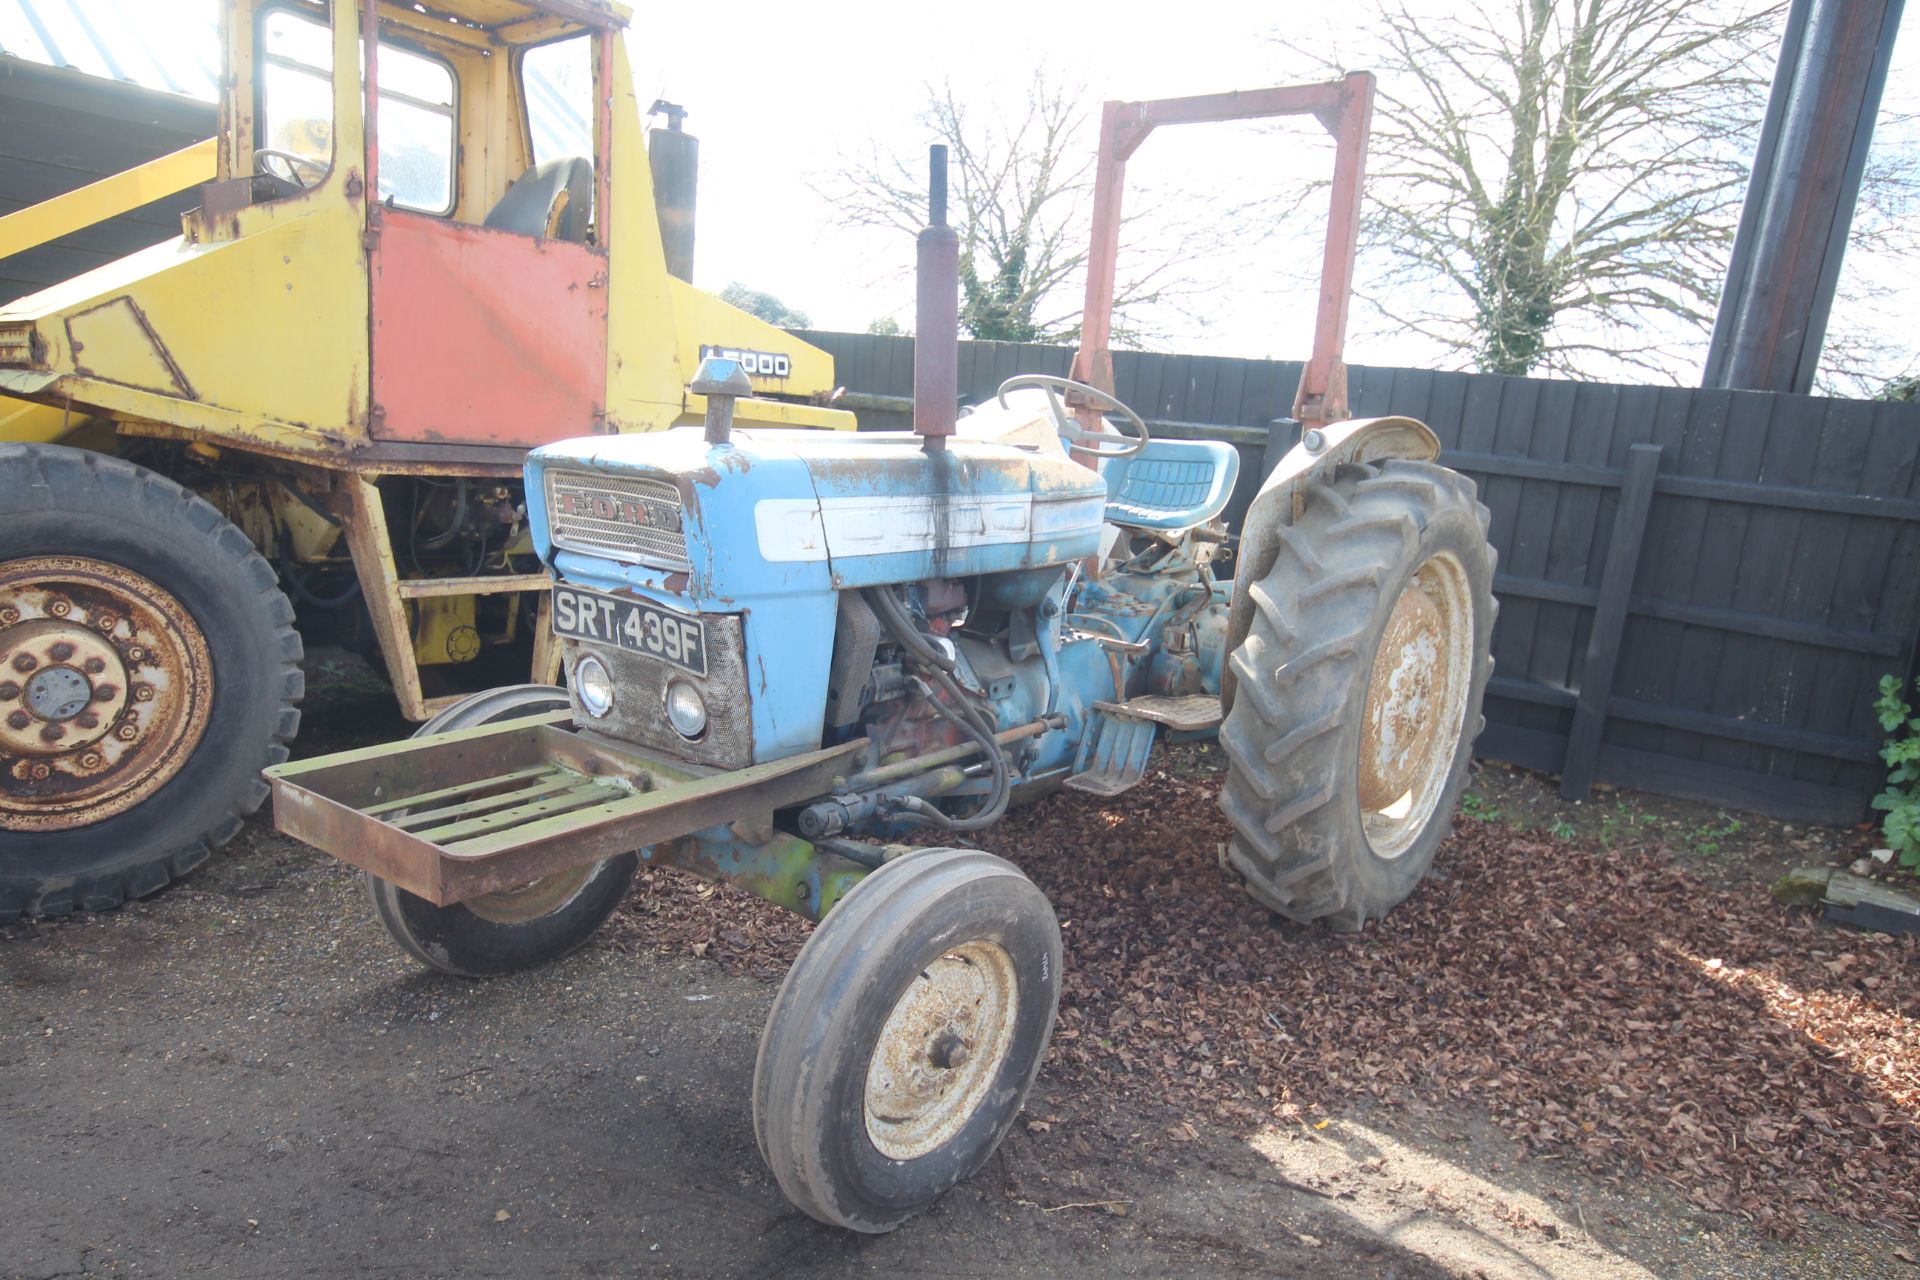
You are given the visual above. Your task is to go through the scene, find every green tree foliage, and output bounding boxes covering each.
[1284,0,1787,377]
[718,283,810,330]
[1872,675,1920,870]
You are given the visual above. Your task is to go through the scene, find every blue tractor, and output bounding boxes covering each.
[269,359,1494,1230]
[267,163,1496,1231]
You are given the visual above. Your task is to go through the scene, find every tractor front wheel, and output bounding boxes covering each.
[752,848,1061,1232]
[365,685,637,977]
[1219,458,1495,930]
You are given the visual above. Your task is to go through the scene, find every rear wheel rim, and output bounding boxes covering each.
[864,939,1020,1162]
[0,556,213,832]
[1358,549,1474,859]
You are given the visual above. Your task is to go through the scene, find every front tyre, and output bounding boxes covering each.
[752,848,1061,1233]
[366,685,637,977]
[1219,458,1495,930]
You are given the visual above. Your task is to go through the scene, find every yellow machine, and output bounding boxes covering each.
[0,0,853,920]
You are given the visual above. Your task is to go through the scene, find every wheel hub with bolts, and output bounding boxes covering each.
[1358,550,1475,859]
[864,939,1021,1162]
[0,556,213,832]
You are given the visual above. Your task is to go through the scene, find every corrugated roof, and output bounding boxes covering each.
[0,0,592,158]
[0,0,221,102]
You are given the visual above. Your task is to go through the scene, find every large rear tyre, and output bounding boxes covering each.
[752,848,1061,1233]
[365,685,637,977]
[0,444,303,922]
[1219,458,1495,930]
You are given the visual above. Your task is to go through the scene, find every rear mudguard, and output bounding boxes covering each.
[1221,415,1441,714]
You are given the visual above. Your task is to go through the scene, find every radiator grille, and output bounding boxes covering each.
[545,470,689,571]
[562,613,752,769]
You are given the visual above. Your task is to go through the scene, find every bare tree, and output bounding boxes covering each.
[817,78,1217,347]
[1279,0,1792,379]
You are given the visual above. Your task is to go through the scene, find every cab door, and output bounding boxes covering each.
[363,26,612,448]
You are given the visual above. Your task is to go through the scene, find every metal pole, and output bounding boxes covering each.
[1070,100,1129,397]
[1703,0,1905,393]
[1291,71,1373,431]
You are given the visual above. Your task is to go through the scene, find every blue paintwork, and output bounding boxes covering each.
[528,429,841,762]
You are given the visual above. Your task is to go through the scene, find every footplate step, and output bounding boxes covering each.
[1092,693,1223,732]
[1064,708,1159,797]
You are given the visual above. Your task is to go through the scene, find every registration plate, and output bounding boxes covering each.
[552,585,707,677]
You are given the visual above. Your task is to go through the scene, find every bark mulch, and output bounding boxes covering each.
[608,760,1920,1240]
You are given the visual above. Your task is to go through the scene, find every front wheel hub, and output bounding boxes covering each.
[0,556,213,832]
[864,940,1020,1162]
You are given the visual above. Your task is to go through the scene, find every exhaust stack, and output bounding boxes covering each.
[913,145,959,452]
[649,101,698,284]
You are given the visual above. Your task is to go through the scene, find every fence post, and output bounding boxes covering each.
[1559,442,1663,800]
[1261,417,1300,480]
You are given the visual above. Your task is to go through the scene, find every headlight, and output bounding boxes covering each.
[574,652,615,717]
[663,678,707,739]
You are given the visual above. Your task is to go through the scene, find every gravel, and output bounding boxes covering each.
[610,747,1920,1243]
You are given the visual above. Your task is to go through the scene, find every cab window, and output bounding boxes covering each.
[259,7,457,214]
[522,36,592,167]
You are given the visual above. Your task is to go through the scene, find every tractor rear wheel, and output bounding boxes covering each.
[0,443,303,921]
[1219,458,1495,930]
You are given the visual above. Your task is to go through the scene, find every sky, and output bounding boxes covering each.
[613,0,1353,366]
[1,0,1915,388]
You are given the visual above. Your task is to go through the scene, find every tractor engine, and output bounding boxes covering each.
[526,401,1106,762]
[525,390,1235,840]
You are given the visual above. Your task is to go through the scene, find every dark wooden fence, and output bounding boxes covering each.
[795,329,1920,825]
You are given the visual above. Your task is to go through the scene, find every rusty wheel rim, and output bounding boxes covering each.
[464,863,596,925]
[1358,550,1474,860]
[864,940,1020,1162]
[0,556,214,832]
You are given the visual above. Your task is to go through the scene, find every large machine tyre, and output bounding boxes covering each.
[0,442,303,921]
[1219,458,1495,930]
[365,685,638,978]
[752,848,1061,1233]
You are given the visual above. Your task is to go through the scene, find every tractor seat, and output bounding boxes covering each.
[484,157,593,242]
[1101,438,1241,532]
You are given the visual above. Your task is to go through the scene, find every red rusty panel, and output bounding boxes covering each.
[369,210,608,446]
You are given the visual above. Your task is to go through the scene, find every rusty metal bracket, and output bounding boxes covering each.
[1070,74,1376,440]
[326,475,561,720]
[265,712,870,906]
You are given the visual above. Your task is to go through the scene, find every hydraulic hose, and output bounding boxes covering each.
[862,584,957,673]
[414,476,469,550]
[283,562,363,609]
[905,668,1011,832]
[858,585,1012,832]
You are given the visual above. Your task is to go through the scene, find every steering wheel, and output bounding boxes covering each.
[254,148,329,191]
[996,374,1149,459]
